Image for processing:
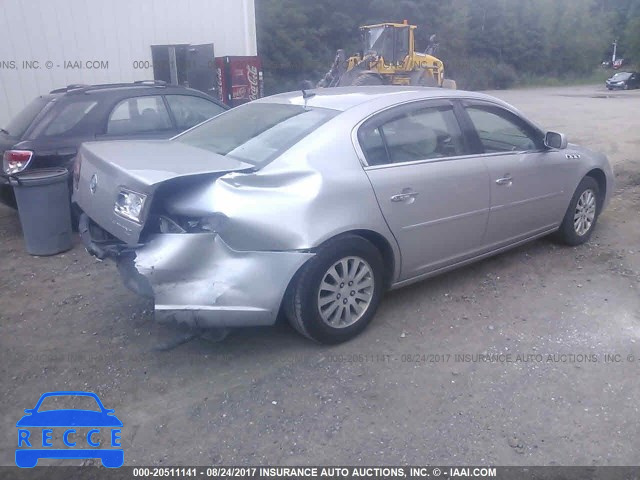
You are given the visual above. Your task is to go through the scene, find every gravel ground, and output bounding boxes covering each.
[1,84,639,466]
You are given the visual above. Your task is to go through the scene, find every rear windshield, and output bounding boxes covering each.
[27,99,99,139]
[174,103,339,166]
[3,96,51,138]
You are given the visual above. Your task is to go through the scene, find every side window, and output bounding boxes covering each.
[166,95,226,131]
[107,96,172,135]
[466,107,540,153]
[360,106,465,166]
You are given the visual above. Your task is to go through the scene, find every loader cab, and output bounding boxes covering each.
[361,23,412,66]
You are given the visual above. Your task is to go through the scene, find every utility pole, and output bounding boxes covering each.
[612,39,617,62]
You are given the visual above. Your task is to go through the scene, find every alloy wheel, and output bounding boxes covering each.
[573,189,596,236]
[317,256,374,328]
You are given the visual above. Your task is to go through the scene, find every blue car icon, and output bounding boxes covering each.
[16,391,123,468]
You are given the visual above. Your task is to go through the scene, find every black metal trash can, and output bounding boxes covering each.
[9,168,73,256]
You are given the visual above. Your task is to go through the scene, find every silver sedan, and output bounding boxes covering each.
[73,87,614,344]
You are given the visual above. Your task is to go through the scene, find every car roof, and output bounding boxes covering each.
[49,81,219,101]
[257,86,509,112]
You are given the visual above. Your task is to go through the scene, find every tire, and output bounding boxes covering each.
[352,73,383,86]
[284,234,384,344]
[555,176,600,246]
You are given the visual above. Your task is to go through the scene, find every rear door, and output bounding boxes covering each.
[359,100,491,280]
[461,102,567,248]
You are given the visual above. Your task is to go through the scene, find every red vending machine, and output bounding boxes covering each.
[215,56,264,107]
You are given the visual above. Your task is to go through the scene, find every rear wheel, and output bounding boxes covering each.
[555,176,600,246]
[352,73,384,86]
[284,234,384,344]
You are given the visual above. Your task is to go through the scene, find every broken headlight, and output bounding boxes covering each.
[114,188,147,223]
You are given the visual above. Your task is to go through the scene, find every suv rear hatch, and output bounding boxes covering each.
[73,140,253,245]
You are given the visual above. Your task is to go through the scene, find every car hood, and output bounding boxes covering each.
[16,410,123,427]
[73,140,254,244]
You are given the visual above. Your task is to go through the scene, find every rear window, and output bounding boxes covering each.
[4,97,51,138]
[174,103,339,166]
[30,100,99,137]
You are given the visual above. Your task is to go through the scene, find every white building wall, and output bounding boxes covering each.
[0,0,256,126]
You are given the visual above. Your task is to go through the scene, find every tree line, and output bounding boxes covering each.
[255,0,640,92]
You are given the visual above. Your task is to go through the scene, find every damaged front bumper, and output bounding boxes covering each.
[79,214,314,328]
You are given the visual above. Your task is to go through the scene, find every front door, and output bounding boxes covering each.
[359,101,491,280]
[462,103,567,248]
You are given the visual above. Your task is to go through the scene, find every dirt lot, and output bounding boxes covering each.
[1,85,639,467]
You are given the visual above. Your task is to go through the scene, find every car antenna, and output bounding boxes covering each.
[302,89,316,109]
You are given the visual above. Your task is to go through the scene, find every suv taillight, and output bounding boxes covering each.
[72,156,82,190]
[3,150,33,174]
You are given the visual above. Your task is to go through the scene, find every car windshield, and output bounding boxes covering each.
[174,103,339,166]
[3,96,51,138]
[611,72,631,80]
[37,395,101,412]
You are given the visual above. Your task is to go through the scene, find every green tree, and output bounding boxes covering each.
[255,0,638,93]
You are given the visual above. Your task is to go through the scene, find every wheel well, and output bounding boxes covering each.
[586,168,607,208]
[277,230,397,322]
[349,229,396,289]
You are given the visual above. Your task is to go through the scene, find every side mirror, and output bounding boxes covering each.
[544,131,568,150]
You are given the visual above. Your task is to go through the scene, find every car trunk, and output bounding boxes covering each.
[73,140,254,245]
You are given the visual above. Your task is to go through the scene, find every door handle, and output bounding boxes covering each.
[495,175,513,186]
[390,191,419,202]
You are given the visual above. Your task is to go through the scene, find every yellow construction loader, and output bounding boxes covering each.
[317,21,456,89]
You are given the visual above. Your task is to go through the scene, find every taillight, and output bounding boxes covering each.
[73,156,82,190]
[2,150,33,174]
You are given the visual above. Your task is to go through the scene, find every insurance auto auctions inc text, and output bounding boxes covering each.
[248,467,497,477]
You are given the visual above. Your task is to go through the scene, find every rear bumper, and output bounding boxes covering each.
[80,214,314,328]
